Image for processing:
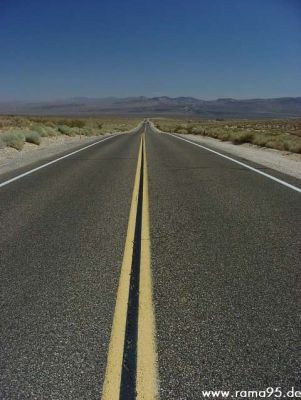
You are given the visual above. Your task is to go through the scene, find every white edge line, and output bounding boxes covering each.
[166,132,301,194]
[0,134,117,189]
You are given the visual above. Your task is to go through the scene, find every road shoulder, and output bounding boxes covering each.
[0,133,118,177]
[178,133,301,180]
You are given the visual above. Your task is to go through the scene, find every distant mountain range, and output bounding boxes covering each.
[0,96,301,118]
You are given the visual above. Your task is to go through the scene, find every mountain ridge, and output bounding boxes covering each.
[0,96,300,118]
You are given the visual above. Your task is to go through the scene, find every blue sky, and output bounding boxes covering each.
[0,0,300,100]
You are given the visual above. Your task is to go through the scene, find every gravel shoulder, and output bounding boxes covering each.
[179,133,301,180]
[0,133,115,177]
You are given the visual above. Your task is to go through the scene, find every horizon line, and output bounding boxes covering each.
[0,95,301,103]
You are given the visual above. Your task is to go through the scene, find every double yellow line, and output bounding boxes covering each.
[102,134,159,399]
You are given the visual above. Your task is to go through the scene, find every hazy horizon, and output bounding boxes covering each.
[1,94,301,104]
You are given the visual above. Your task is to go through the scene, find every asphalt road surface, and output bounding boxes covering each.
[0,122,300,399]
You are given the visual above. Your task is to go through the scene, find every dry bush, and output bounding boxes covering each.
[57,119,86,128]
[1,131,25,150]
[57,125,77,136]
[153,118,301,154]
[231,132,254,145]
[25,131,41,145]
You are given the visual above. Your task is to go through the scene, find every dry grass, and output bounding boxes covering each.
[25,131,41,145]
[1,131,25,151]
[57,125,77,136]
[153,118,301,154]
[0,115,140,151]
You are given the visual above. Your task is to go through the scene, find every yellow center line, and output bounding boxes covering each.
[101,131,159,399]
[101,137,142,400]
[137,133,159,399]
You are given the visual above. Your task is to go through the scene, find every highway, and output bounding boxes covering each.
[0,122,300,399]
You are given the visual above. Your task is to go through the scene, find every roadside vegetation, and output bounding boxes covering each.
[153,118,301,154]
[0,116,140,151]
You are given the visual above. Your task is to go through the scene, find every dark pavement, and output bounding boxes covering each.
[146,127,301,399]
[0,132,141,399]
[0,124,300,399]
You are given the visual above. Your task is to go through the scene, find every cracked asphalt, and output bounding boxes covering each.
[0,124,300,399]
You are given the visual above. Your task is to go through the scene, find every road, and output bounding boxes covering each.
[0,122,300,399]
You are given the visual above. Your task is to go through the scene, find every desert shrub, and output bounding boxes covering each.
[152,118,301,154]
[252,135,266,147]
[25,131,41,145]
[174,125,184,133]
[30,118,56,128]
[1,131,25,150]
[78,128,95,136]
[265,140,285,151]
[11,117,31,128]
[231,132,254,145]
[219,132,231,141]
[0,137,5,149]
[283,138,301,153]
[44,127,58,137]
[252,134,273,147]
[207,129,222,139]
[31,124,48,136]
[45,121,56,128]
[69,119,85,128]
[191,126,204,135]
[57,119,85,128]
[31,124,58,137]
[185,125,195,134]
[287,142,301,153]
[57,125,77,136]
[0,117,15,128]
